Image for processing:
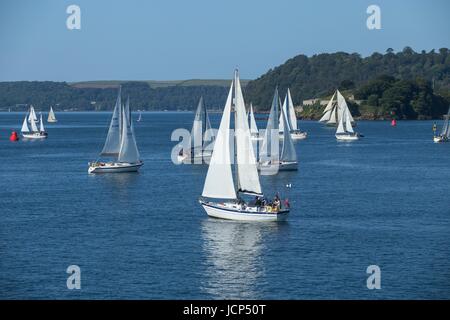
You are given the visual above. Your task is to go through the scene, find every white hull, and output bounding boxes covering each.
[258,160,298,171]
[336,133,359,141]
[47,120,57,123]
[88,161,143,174]
[434,136,448,143]
[177,151,212,164]
[22,132,48,139]
[200,201,289,222]
[280,131,307,140]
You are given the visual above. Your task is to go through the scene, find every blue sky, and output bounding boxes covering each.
[0,0,449,81]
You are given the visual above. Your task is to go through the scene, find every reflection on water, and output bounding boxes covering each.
[200,219,285,299]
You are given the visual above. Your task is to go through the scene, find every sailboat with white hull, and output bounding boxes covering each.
[320,90,355,127]
[335,97,360,141]
[434,106,450,143]
[88,89,143,173]
[259,88,298,171]
[199,70,289,221]
[21,108,48,139]
[47,106,57,123]
[279,88,307,140]
[178,96,215,164]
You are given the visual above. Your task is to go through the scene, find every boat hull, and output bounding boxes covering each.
[279,131,307,140]
[336,133,359,141]
[177,152,212,164]
[22,132,48,139]
[47,120,57,123]
[258,160,298,172]
[88,161,143,174]
[433,136,449,143]
[200,201,289,222]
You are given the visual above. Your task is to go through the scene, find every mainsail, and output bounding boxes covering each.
[39,114,45,132]
[280,88,298,132]
[336,103,354,134]
[337,90,354,123]
[28,105,38,123]
[101,87,122,156]
[319,92,336,123]
[440,107,450,137]
[30,114,39,132]
[234,70,262,196]
[280,105,297,162]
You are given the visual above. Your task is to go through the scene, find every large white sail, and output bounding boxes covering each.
[249,103,258,134]
[320,91,336,123]
[39,114,45,132]
[279,95,290,133]
[260,88,280,162]
[336,106,345,134]
[48,106,57,122]
[202,84,236,199]
[337,90,354,123]
[280,105,297,162]
[101,88,122,156]
[30,114,39,132]
[118,107,140,163]
[234,71,262,196]
[21,116,29,132]
[287,89,297,131]
[191,97,205,156]
[345,107,354,133]
[28,105,37,122]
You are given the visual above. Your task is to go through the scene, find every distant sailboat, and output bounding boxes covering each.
[259,88,298,171]
[319,90,355,127]
[21,108,48,139]
[433,106,450,143]
[199,70,289,221]
[88,87,143,173]
[137,110,142,122]
[335,97,360,141]
[279,88,307,140]
[248,103,261,140]
[47,106,57,123]
[178,96,215,164]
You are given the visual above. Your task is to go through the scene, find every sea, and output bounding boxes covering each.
[0,112,449,299]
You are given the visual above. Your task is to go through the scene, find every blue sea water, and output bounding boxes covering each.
[0,112,449,299]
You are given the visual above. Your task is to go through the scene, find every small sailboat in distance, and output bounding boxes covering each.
[279,88,307,140]
[248,103,262,140]
[48,106,57,123]
[178,96,215,164]
[335,95,360,141]
[433,106,450,143]
[137,110,142,122]
[21,108,48,139]
[320,90,355,127]
[199,70,289,221]
[28,105,38,123]
[88,87,143,173]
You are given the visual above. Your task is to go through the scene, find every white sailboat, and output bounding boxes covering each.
[248,103,262,141]
[335,99,360,141]
[21,108,48,139]
[199,70,289,221]
[259,88,298,171]
[137,110,142,122]
[433,106,450,143]
[88,88,143,173]
[279,88,307,140]
[178,96,215,164]
[320,90,355,127]
[47,106,57,123]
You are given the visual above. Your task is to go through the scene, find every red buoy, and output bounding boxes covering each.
[9,131,19,142]
[391,119,397,127]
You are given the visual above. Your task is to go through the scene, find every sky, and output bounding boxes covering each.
[0,0,449,81]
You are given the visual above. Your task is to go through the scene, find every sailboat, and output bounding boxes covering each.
[259,88,298,171]
[47,106,57,123]
[199,70,289,221]
[248,103,262,140]
[88,88,143,173]
[279,88,307,140]
[28,105,38,123]
[178,96,215,164]
[21,108,48,139]
[137,110,142,122]
[319,90,355,127]
[335,98,360,141]
[433,106,450,143]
